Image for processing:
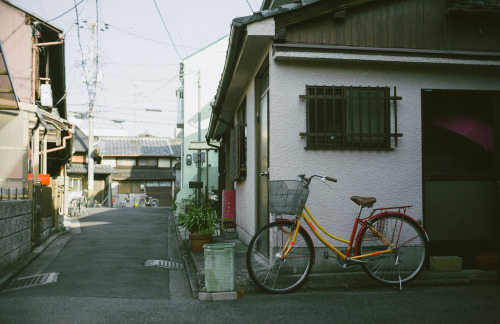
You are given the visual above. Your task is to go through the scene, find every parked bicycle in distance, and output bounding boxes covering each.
[139,195,159,208]
[246,173,429,294]
[68,196,87,217]
[93,196,109,208]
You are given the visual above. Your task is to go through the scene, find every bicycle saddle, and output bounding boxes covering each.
[350,196,376,207]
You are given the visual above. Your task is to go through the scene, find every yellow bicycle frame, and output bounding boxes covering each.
[280,205,395,261]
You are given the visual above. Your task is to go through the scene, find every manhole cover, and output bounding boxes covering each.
[4,273,59,291]
[144,259,184,269]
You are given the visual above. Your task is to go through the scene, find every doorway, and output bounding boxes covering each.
[256,60,269,232]
[422,90,500,267]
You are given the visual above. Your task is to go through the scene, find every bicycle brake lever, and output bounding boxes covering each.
[320,177,333,189]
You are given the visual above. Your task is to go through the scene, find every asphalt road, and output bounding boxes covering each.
[0,208,499,323]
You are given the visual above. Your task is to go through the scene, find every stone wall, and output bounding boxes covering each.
[0,200,31,272]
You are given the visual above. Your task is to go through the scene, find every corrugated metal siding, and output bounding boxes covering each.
[0,111,28,181]
[0,2,33,103]
[0,44,18,109]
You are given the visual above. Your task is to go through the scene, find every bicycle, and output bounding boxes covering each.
[68,196,87,217]
[246,174,429,294]
[139,195,159,208]
[94,196,109,208]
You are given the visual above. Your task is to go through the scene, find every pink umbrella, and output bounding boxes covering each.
[433,114,493,152]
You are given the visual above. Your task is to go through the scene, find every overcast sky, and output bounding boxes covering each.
[7,0,261,137]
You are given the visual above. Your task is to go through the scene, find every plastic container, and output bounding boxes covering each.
[203,243,235,292]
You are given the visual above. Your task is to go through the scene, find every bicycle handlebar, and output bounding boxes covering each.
[300,174,338,186]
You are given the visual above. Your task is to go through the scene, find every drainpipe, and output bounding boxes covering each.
[43,123,75,154]
[205,134,220,150]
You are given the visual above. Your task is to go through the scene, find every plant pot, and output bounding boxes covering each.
[189,233,213,253]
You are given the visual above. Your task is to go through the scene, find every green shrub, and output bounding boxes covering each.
[175,194,220,234]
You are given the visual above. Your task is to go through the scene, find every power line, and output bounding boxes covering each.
[153,0,182,60]
[245,0,254,12]
[165,0,188,57]
[74,0,90,98]
[107,23,197,50]
[47,0,84,22]
[95,0,99,75]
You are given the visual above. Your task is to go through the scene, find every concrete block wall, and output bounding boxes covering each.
[0,200,31,272]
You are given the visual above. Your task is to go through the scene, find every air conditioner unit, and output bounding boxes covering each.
[40,83,53,107]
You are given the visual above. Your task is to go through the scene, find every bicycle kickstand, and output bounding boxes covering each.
[395,252,402,291]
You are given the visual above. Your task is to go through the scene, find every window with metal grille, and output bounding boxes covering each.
[300,86,402,150]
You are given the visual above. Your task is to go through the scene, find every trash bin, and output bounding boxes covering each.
[203,243,235,292]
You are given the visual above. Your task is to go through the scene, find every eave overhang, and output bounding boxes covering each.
[207,0,377,141]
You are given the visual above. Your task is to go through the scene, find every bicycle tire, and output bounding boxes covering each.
[69,199,78,217]
[355,213,427,286]
[151,199,159,208]
[246,220,314,294]
[68,199,80,217]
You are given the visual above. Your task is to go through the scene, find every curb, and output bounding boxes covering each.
[0,229,69,291]
[173,214,201,299]
[172,213,239,301]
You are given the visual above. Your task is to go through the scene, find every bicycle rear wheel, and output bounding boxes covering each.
[151,199,159,208]
[246,220,313,294]
[356,213,427,286]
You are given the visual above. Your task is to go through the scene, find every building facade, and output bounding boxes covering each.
[98,136,180,207]
[208,0,500,267]
[176,36,229,202]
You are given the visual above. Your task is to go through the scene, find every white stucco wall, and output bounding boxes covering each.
[234,81,258,244]
[267,56,500,244]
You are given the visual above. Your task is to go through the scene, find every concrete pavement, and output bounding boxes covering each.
[2,207,498,302]
[0,207,192,301]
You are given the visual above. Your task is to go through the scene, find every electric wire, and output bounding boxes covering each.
[165,0,188,57]
[245,0,254,12]
[74,0,91,99]
[153,0,182,60]
[47,0,84,22]
[95,0,99,75]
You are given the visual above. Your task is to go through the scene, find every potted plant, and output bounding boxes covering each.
[175,194,220,252]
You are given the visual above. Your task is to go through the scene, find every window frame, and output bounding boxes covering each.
[237,99,247,181]
[300,85,402,150]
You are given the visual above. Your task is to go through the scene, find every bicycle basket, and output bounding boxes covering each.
[268,180,309,215]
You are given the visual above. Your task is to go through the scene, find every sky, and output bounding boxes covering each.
[7,0,261,137]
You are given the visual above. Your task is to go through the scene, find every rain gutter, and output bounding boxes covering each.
[207,19,247,142]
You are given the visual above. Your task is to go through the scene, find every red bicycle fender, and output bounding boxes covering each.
[275,218,316,263]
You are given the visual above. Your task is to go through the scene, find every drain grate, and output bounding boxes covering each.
[144,259,184,269]
[5,273,59,291]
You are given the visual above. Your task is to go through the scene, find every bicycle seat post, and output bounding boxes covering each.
[357,205,364,219]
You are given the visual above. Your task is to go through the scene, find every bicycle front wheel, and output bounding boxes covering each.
[246,221,313,294]
[356,213,427,286]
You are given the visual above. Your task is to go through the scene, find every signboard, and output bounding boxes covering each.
[189,181,203,189]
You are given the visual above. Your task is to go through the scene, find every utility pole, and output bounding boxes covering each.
[87,22,97,205]
[196,70,201,205]
[79,20,107,206]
